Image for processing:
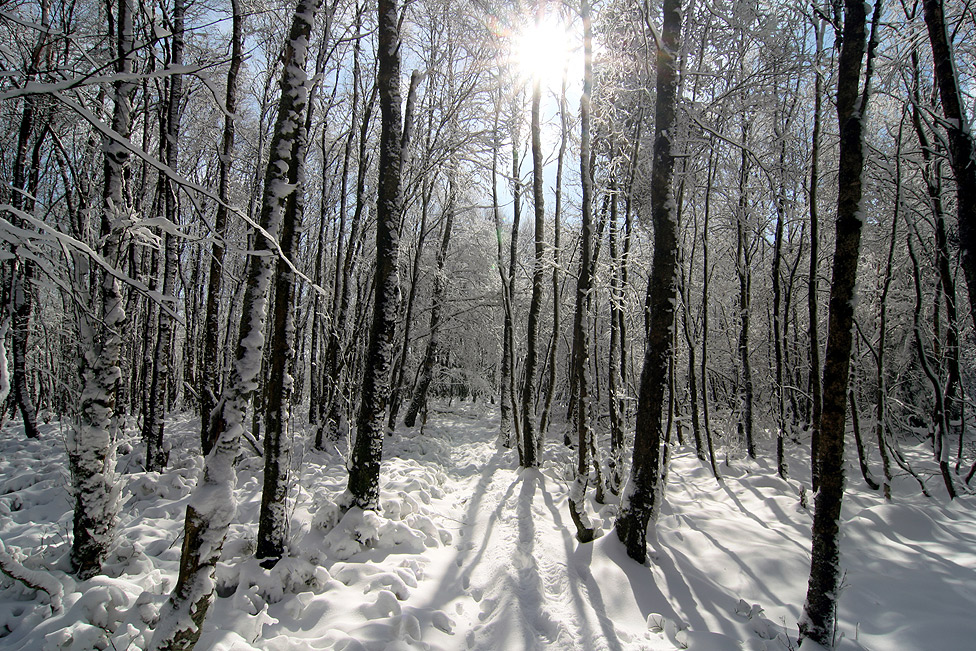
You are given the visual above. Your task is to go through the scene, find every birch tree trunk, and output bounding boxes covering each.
[151,0,322,644]
[69,0,136,579]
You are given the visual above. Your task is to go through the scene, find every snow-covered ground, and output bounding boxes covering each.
[0,405,973,650]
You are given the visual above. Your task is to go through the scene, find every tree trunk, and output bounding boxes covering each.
[201,0,243,455]
[808,16,824,492]
[701,144,719,478]
[386,69,425,430]
[68,0,136,580]
[799,0,875,643]
[608,178,625,492]
[150,0,322,644]
[144,0,184,471]
[388,177,432,430]
[922,0,976,336]
[874,115,902,501]
[907,236,957,500]
[7,1,50,441]
[735,121,755,460]
[501,101,524,448]
[849,387,879,490]
[614,0,681,564]
[568,0,596,541]
[772,133,788,479]
[520,34,546,469]
[346,0,403,509]
[539,74,568,439]
[405,179,456,427]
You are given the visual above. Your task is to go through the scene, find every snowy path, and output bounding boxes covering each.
[413,408,641,650]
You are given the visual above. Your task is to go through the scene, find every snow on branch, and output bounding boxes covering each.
[0,538,62,612]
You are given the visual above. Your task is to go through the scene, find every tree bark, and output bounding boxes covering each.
[799,0,875,643]
[151,0,322,644]
[68,0,135,580]
[144,0,185,471]
[922,0,976,336]
[615,0,681,564]
[346,0,403,509]
[201,0,243,456]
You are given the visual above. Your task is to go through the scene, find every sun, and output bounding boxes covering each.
[510,14,578,88]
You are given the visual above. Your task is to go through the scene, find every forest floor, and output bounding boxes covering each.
[0,403,973,650]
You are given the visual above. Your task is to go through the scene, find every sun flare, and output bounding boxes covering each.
[510,15,578,88]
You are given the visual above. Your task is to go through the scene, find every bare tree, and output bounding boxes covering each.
[615,0,682,564]
[346,0,404,508]
[799,0,879,643]
[151,0,324,643]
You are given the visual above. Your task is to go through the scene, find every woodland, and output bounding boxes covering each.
[0,0,975,648]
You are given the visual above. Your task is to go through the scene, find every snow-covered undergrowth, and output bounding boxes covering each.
[0,407,973,650]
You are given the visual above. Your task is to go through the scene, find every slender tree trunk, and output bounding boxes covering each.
[405,179,456,427]
[849,387,879,489]
[800,0,876,643]
[907,235,957,500]
[808,16,825,492]
[735,121,755,459]
[318,12,370,448]
[7,1,50,441]
[701,145,719,478]
[389,177,432,429]
[608,177,625,492]
[615,0,681,564]
[346,0,403,509]
[201,0,243,455]
[922,0,976,336]
[874,116,903,501]
[385,69,424,430]
[144,0,185,471]
[505,105,525,448]
[151,0,322,644]
[520,58,545,468]
[772,134,788,479]
[539,74,568,439]
[568,0,596,541]
[491,92,518,447]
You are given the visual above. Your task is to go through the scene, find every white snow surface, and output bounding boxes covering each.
[0,406,973,650]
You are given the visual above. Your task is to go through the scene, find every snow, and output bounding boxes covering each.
[0,406,973,650]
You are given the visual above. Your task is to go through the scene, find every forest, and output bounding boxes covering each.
[0,0,974,648]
